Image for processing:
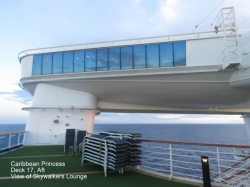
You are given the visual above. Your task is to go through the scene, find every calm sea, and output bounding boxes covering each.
[1,123,249,177]
[0,123,249,145]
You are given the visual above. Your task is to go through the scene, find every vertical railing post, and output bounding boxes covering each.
[216,147,222,185]
[22,133,25,144]
[8,133,11,148]
[18,132,20,145]
[169,144,173,180]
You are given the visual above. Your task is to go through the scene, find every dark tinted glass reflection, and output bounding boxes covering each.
[53,53,63,74]
[146,44,159,68]
[174,42,186,66]
[160,43,173,67]
[121,47,133,70]
[85,50,96,72]
[63,52,73,73]
[32,42,186,76]
[74,51,85,72]
[109,48,120,70]
[32,55,42,75]
[133,45,146,69]
[97,49,108,71]
[42,54,52,74]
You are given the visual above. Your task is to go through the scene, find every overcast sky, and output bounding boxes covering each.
[1,0,249,124]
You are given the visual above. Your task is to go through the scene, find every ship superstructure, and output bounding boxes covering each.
[18,7,250,145]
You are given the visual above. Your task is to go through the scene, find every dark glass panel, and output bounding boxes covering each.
[63,52,73,73]
[133,45,146,69]
[97,49,108,71]
[52,53,63,74]
[173,42,186,66]
[32,55,42,75]
[160,43,173,67]
[121,46,133,70]
[74,51,85,72]
[109,48,120,70]
[146,44,159,68]
[42,54,52,74]
[85,50,96,72]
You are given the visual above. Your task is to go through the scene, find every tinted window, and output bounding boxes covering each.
[109,48,120,70]
[174,42,186,66]
[133,45,146,69]
[160,43,173,67]
[121,46,133,70]
[85,50,96,72]
[74,51,85,72]
[146,44,159,68]
[32,42,186,76]
[53,53,63,74]
[97,49,108,71]
[63,52,73,73]
[32,55,42,75]
[42,54,52,74]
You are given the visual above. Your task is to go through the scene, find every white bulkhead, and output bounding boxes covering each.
[24,83,97,145]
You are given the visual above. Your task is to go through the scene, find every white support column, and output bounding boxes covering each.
[24,83,97,146]
[243,115,250,141]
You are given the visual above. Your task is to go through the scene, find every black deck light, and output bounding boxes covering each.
[201,156,211,187]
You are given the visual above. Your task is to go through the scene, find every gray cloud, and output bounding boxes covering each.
[0,90,32,104]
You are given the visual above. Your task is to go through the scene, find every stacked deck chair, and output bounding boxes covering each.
[64,129,76,152]
[99,131,141,139]
[99,131,142,168]
[81,134,129,177]
[75,130,86,153]
[127,139,142,167]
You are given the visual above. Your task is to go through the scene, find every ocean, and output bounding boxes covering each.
[1,123,249,145]
[93,123,250,177]
[1,123,249,178]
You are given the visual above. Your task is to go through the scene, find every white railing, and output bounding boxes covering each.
[138,139,250,187]
[0,131,26,153]
[17,30,227,62]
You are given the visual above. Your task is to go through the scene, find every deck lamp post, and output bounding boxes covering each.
[201,156,211,187]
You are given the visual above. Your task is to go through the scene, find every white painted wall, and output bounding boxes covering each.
[21,55,33,78]
[24,110,95,145]
[32,83,96,107]
[24,83,97,145]
[186,37,224,66]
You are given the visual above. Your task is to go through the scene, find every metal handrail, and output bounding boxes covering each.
[141,165,170,173]
[0,131,27,152]
[142,161,170,167]
[173,171,200,178]
[17,30,227,62]
[0,130,27,136]
[1,130,249,186]
[86,132,250,185]
[143,145,170,150]
[141,155,170,161]
[171,148,218,154]
[140,139,250,186]
[142,150,169,155]
[140,139,250,148]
